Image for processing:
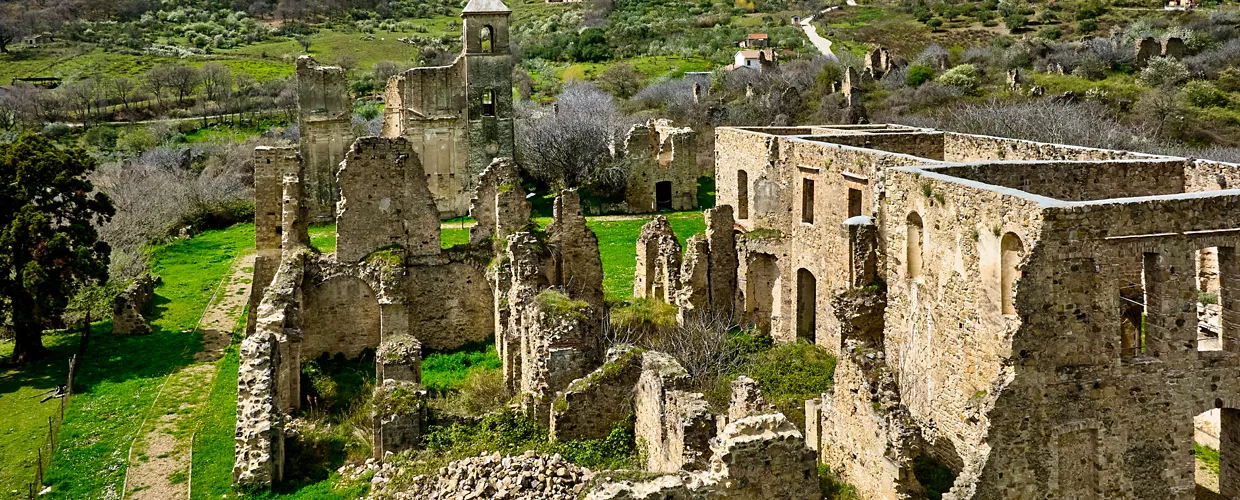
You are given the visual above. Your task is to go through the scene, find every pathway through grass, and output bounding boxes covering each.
[122,252,256,499]
[41,224,255,499]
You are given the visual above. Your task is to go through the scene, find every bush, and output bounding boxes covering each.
[1077,19,1097,34]
[1139,57,1190,88]
[819,465,860,499]
[937,64,981,92]
[926,18,942,30]
[83,126,120,150]
[906,65,936,87]
[1037,26,1062,41]
[1220,67,1240,92]
[1003,14,1027,31]
[730,341,835,429]
[1184,80,1230,108]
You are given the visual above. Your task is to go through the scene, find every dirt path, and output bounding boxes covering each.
[122,253,255,500]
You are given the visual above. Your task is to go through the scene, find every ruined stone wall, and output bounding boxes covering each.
[624,120,700,213]
[881,167,1050,498]
[383,61,472,217]
[965,193,1240,499]
[635,351,714,473]
[810,131,945,160]
[296,57,353,220]
[1184,158,1240,193]
[930,159,1188,201]
[250,147,301,334]
[550,346,644,441]
[405,256,494,350]
[942,132,1156,162]
[301,274,382,360]
[336,137,441,263]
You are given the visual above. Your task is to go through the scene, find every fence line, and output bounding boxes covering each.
[23,316,91,499]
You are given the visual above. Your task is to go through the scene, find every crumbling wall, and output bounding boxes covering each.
[234,249,308,489]
[550,345,645,441]
[300,274,381,360]
[250,146,302,334]
[336,137,441,263]
[810,131,944,160]
[383,62,472,217]
[469,157,529,246]
[624,120,700,213]
[634,216,683,302]
[111,274,160,335]
[635,351,714,473]
[296,56,353,220]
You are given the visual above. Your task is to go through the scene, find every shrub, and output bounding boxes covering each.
[906,65,936,87]
[1138,56,1190,88]
[926,18,942,30]
[1184,80,1230,108]
[937,64,981,92]
[1071,54,1107,80]
[1219,67,1240,92]
[1037,26,1062,41]
[1003,14,1027,31]
[1078,19,1097,34]
[820,465,861,499]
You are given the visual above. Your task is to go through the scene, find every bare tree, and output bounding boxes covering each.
[199,62,234,103]
[148,63,201,106]
[62,78,101,124]
[516,83,629,190]
[108,76,138,112]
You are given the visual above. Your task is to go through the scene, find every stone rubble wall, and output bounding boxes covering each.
[929,158,1189,202]
[111,273,160,335]
[336,137,442,263]
[469,157,529,247]
[941,132,1156,162]
[635,351,713,473]
[296,56,354,220]
[371,380,426,460]
[810,131,944,160]
[550,345,645,441]
[367,451,595,500]
[588,412,821,500]
[634,216,682,302]
[624,119,700,213]
[249,146,301,334]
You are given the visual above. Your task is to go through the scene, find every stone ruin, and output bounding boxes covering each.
[621,119,703,213]
[709,124,1240,498]
[633,207,738,322]
[294,0,515,220]
[1136,36,1186,66]
[235,138,504,488]
[111,273,160,335]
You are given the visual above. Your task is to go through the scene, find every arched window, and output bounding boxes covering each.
[480,25,494,53]
[481,89,495,116]
[737,170,749,219]
[906,212,923,280]
[1001,232,1024,315]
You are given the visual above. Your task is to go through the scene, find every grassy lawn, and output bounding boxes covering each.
[588,211,706,302]
[308,225,470,254]
[189,346,240,500]
[0,331,81,499]
[42,224,255,499]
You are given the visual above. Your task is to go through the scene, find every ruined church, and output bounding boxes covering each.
[296,0,514,220]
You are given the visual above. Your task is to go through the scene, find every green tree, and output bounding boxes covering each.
[906,65,936,87]
[1,134,114,364]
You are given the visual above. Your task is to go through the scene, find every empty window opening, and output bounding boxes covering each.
[906,212,923,280]
[655,181,673,211]
[481,90,495,116]
[737,170,749,219]
[1000,233,1023,316]
[1195,407,1240,496]
[1120,252,1157,357]
[480,25,494,53]
[1199,247,1223,352]
[796,269,817,343]
[746,253,779,335]
[848,188,862,218]
[801,178,815,224]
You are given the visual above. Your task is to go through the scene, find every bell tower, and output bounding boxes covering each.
[461,0,515,178]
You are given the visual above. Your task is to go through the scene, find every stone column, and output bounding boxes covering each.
[706,205,739,317]
[371,380,426,460]
[1222,408,1240,498]
[377,332,421,383]
[1142,249,1196,360]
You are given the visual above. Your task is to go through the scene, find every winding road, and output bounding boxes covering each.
[798,0,857,61]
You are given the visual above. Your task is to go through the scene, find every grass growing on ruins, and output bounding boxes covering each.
[711,341,837,430]
[308,224,471,254]
[1197,443,1221,475]
[43,223,255,498]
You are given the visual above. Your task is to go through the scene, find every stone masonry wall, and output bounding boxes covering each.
[296,56,353,220]
[550,346,645,441]
[336,137,441,263]
[942,132,1157,162]
[810,131,945,160]
[931,159,1188,201]
[624,120,699,213]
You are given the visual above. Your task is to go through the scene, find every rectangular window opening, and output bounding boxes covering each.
[1199,247,1222,352]
[482,90,496,117]
[737,170,749,220]
[1120,252,1154,358]
[848,188,862,218]
[801,178,815,224]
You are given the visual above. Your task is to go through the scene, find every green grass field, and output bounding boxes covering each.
[588,212,706,302]
[0,331,80,499]
[42,224,255,498]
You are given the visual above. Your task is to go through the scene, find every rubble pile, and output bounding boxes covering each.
[355,451,595,500]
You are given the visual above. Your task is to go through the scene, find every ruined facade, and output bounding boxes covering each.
[234,139,508,488]
[623,119,701,213]
[296,57,354,221]
[111,273,160,335]
[710,124,1240,499]
[382,0,515,217]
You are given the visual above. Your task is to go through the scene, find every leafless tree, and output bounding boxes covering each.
[903,98,1154,151]
[516,83,630,190]
[148,63,201,106]
[199,62,234,103]
[62,77,101,124]
[108,76,138,112]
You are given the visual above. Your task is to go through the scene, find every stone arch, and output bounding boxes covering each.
[480,25,494,52]
[1001,232,1024,315]
[302,275,381,360]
